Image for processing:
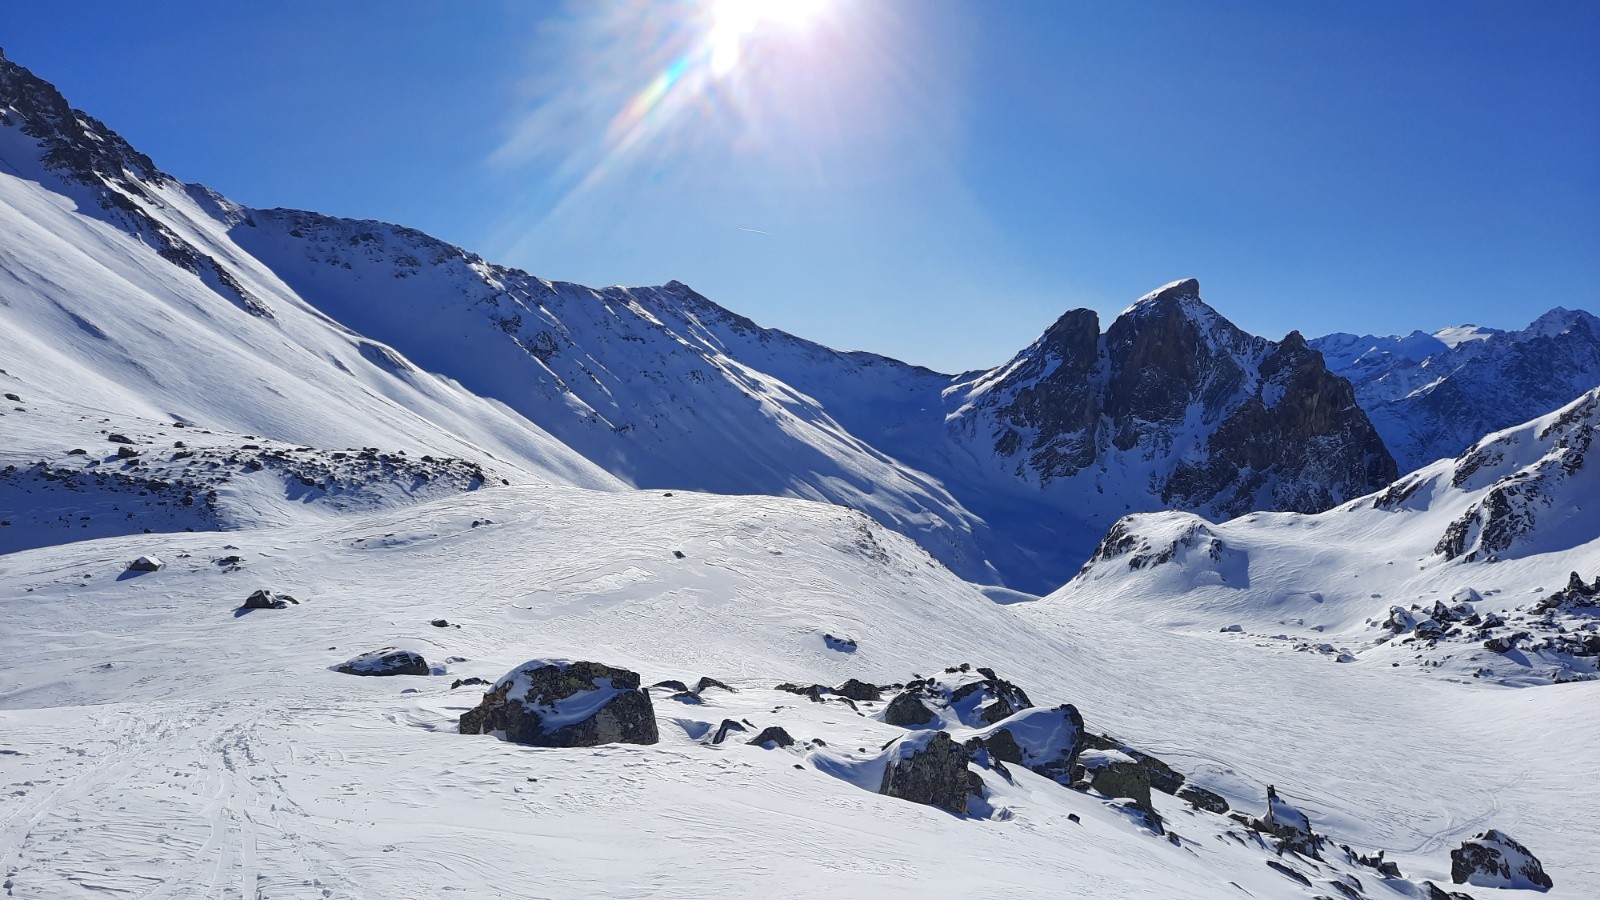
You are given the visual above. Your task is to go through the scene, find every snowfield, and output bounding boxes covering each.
[3,481,1598,897]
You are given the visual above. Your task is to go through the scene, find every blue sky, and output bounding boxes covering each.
[6,1,1597,371]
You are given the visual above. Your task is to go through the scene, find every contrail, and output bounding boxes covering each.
[738,226,770,235]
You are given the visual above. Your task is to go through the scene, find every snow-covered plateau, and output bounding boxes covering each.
[2,47,1598,899]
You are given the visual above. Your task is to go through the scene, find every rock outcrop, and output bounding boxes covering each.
[459,660,659,747]
[880,667,1032,729]
[878,731,981,816]
[955,278,1397,520]
[970,704,1084,785]
[1450,830,1553,891]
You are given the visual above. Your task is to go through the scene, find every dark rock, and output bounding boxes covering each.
[336,648,429,677]
[67,448,86,455]
[1078,749,1161,829]
[459,660,659,747]
[879,731,979,815]
[652,679,691,693]
[3,393,19,402]
[242,589,297,609]
[125,555,164,572]
[107,433,134,444]
[672,550,685,559]
[747,726,795,748]
[823,634,857,652]
[694,676,734,693]
[430,618,451,628]
[1082,733,1187,795]
[451,677,490,689]
[883,692,937,727]
[1423,880,1477,900]
[711,719,747,744]
[1265,860,1312,887]
[116,446,139,459]
[668,691,703,704]
[833,678,882,702]
[1450,829,1552,891]
[775,682,828,702]
[1177,784,1230,814]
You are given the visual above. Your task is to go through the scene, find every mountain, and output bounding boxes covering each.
[1311,309,1600,471]
[4,47,1600,899]
[1046,387,1600,686]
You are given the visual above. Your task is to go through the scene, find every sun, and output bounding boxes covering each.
[707,0,830,75]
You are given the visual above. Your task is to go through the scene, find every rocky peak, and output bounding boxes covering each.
[957,278,1396,520]
[0,48,167,192]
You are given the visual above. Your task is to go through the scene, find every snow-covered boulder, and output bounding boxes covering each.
[126,555,163,572]
[459,660,658,747]
[241,589,298,610]
[970,703,1084,785]
[1261,785,1318,855]
[1450,829,1553,891]
[335,648,428,677]
[878,731,982,816]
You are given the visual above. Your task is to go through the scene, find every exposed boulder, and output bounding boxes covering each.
[694,677,734,693]
[878,731,981,816]
[1076,748,1160,829]
[1450,830,1552,891]
[883,692,937,727]
[459,660,659,747]
[711,719,747,744]
[1177,783,1230,814]
[746,726,796,749]
[1422,881,1476,900]
[1082,733,1186,796]
[833,678,882,702]
[126,555,163,572]
[336,648,429,677]
[241,589,297,610]
[822,633,857,652]
[651,679,691,693]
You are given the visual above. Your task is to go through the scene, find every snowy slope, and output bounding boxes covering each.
[0,79,616,503]
[1046,388,1600,686]
[228,212,1001,585]
[3,46,1599,899]
[1312,310,1600,470]
[5,483,1598,897]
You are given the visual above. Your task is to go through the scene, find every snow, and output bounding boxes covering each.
[3,48,1599,898]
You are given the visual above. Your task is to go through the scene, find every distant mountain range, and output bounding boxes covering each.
[1,47,1595,593]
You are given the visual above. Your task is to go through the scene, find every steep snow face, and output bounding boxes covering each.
[0,51,618,493]
[1045,388,1600,686]
[229,210,1001,585]
[1312,308,1600,470]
